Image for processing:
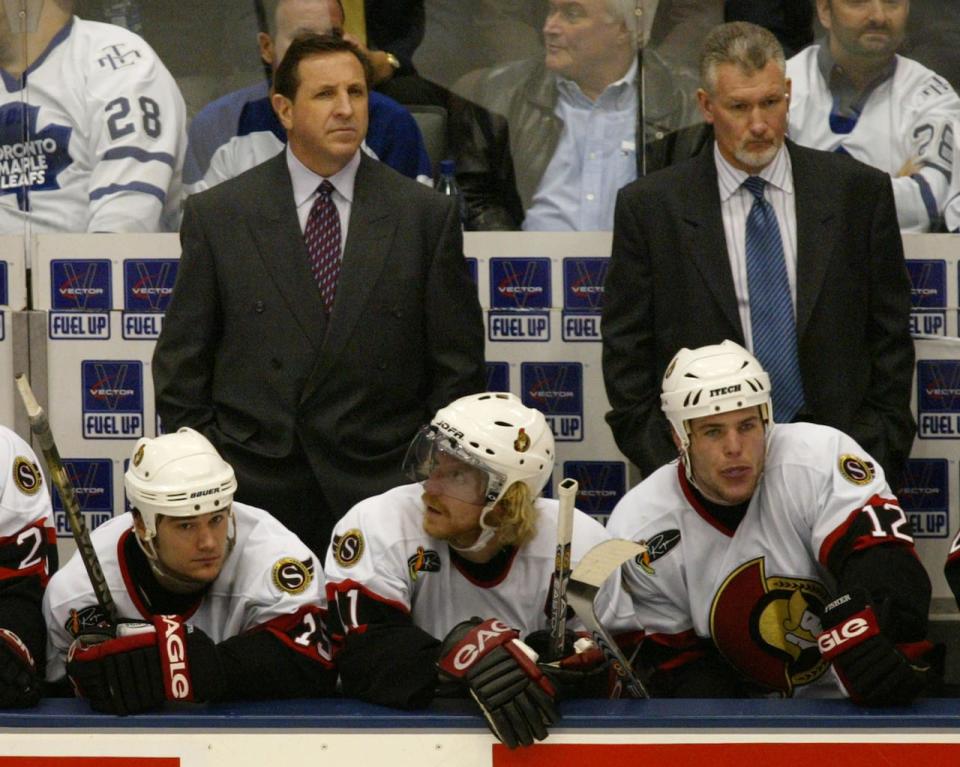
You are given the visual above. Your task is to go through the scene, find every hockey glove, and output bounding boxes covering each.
[818,589,932,706]
[0,629,40,708]
[66,615,225,715]
[524,629,610,699]
[438,618,558,749]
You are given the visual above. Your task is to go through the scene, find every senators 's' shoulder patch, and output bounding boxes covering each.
[272,557,314,595]
[13,457,42,495]
[332,529,364,568]
[838,454,875,486]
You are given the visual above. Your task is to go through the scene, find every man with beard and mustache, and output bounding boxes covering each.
[787,0,960,232]
[323,392,640,749]
[602,21,914,490]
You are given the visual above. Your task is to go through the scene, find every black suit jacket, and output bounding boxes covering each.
[602,140,916,483]
[153,152,485,525]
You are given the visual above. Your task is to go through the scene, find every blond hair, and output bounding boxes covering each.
[489,481,539,547]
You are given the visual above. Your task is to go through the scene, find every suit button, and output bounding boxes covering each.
[271,358,282,370]
[391,308,402,318]
[378,361,388,370]
[255,301,265,313]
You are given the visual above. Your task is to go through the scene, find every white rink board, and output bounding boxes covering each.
[0,235,27,431]
[32,234,180,562]
[16,232,960,605]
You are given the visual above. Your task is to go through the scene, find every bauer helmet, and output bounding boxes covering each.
[403,392,555,548]
[661,340,772,468]
[124,428,237,551]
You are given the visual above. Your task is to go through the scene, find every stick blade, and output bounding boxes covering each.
[570,539,646,589]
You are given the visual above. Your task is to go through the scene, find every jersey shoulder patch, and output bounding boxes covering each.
[271,556,314,595]
[332,529,365,568]
[838,454,876,486]
[12,456,42,495]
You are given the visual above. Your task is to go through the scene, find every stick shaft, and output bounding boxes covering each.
[15,374,119,625]
[549,477,577,660]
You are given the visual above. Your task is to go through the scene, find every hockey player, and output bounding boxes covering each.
[324,392,640,749]
[0,0,186,233]
[0,426,57,707]
[607,341,938,703]
[786,0,960,232]
[43,428,335,714]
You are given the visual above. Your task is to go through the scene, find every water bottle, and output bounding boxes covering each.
[434,159,466,229]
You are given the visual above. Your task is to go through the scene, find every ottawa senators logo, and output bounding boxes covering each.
[272,557,314,595]
[13,457,42,495]
[710,558,829,695]
[332,529,364,568]
[407,547,441,580]
[838,454,875,486]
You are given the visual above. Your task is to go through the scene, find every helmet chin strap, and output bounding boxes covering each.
[448,504,499,554]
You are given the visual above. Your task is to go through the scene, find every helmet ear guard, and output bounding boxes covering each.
[660,341,772,479]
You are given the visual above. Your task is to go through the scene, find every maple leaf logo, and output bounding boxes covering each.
[0,102,73,211]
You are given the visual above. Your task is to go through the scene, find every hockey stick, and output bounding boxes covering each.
[548,477,577,661]
[568,538,650,699]
[15,374,119,625]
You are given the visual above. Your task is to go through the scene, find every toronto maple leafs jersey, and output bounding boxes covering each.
[0,426,57,669]
[0,17,186,233]
[787,45,960,232]
[324,482,639,641]
[183,80,432,196]
[43,501,328,682]
[606,422,918,698]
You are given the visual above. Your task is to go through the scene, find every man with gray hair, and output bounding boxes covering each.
[602,21,915,489]
[450,0,697,231]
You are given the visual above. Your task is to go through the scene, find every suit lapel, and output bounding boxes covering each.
[316,155,395,366]
[246,154,328,349]
[680,149,743,336]
[789,141,837,340]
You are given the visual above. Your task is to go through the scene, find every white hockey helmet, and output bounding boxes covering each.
[661,340,772,457]
[124,427,237,543]
[403,392,555,547]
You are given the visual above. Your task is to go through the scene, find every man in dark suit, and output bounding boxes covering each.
[602,21,915,488]
[153,33,485,556]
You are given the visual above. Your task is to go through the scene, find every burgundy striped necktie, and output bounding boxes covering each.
[304,180,341,314]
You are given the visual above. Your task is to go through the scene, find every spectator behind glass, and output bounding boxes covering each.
[787,0,960,232]
[449,0,697,231]
[0,0,186,233]
[183,0,432,196]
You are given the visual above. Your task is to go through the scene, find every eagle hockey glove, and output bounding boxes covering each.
[438,617,558,749]
[524,629,611,699]
[66,615,225,715]
[818,589,932,706]
[0,629,40,708]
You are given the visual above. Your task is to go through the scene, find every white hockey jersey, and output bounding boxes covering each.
[0,425,57,670]
[787,45,960,232]
[0,17,186,233]
[606,422,913,698]
[324,482,640,641]
[0,425,55,548]
[43,502,327,682]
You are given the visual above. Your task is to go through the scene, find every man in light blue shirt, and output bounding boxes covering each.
[451,0,695,231]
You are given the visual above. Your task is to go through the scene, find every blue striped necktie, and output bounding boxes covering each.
[743,176,805,422]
